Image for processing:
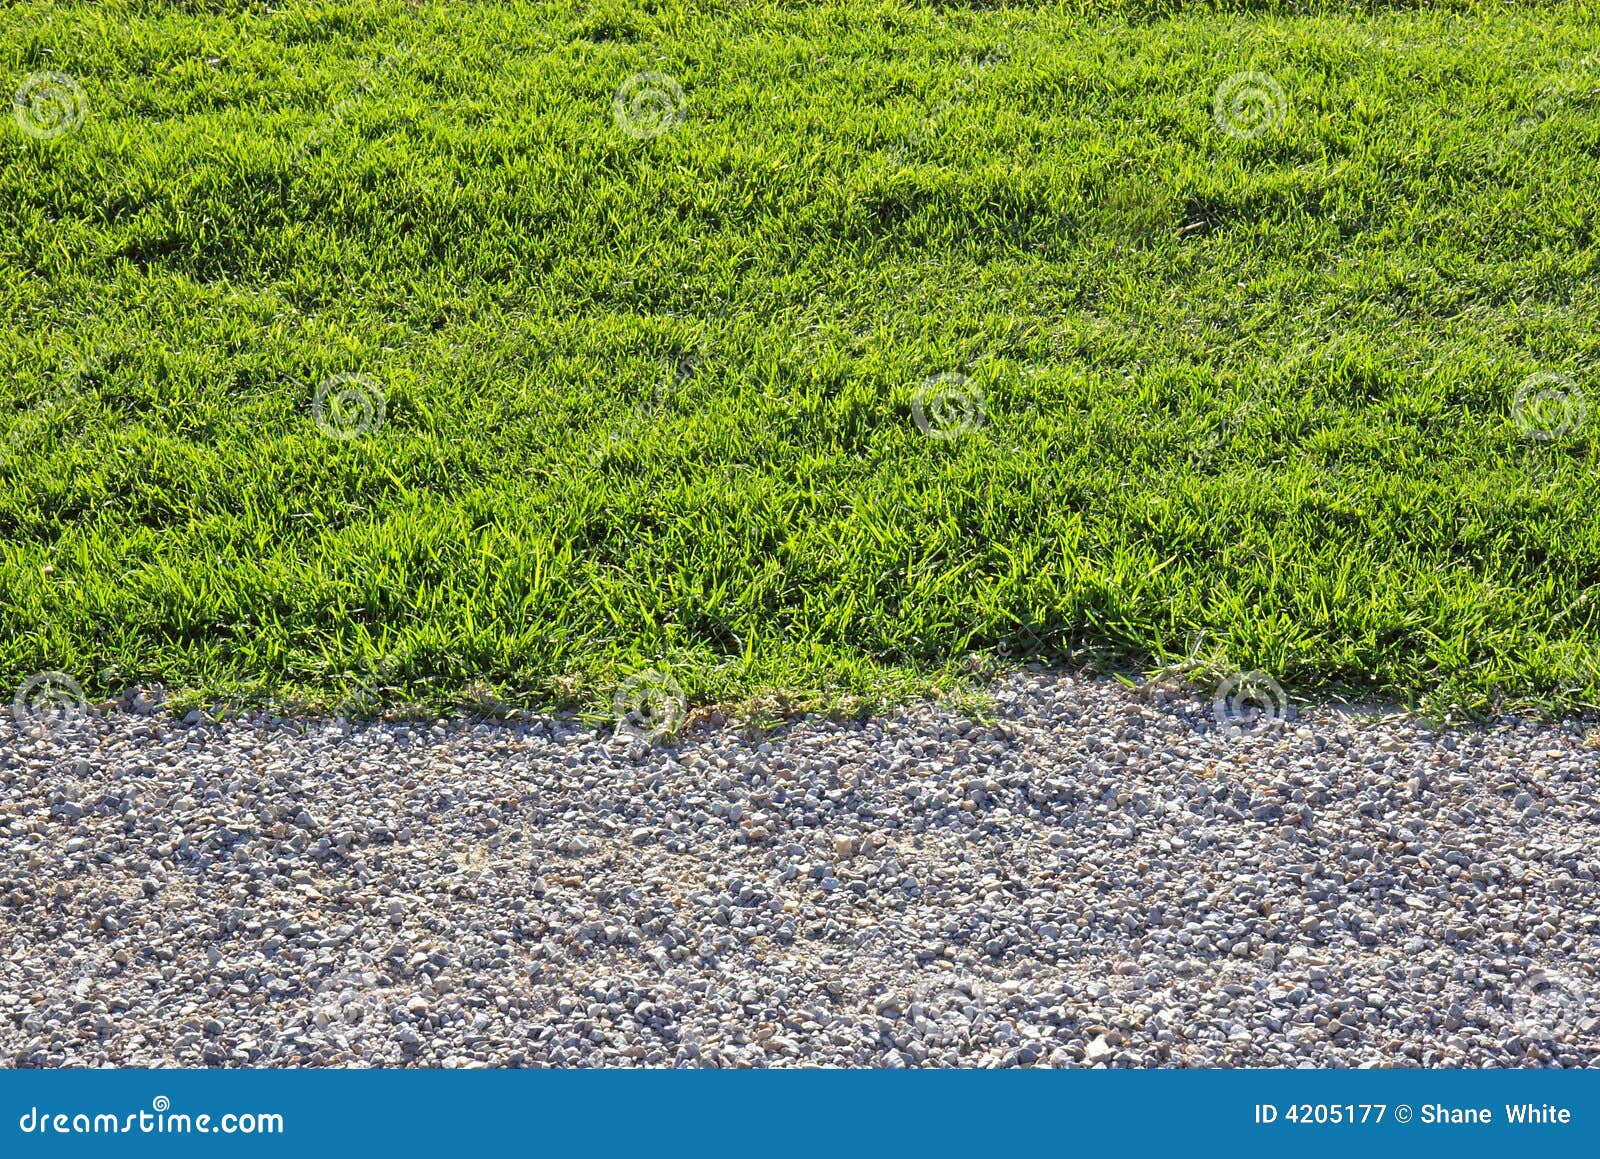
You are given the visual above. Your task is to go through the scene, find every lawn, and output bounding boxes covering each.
[2,0,1599,722]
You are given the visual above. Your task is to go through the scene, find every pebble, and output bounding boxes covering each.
[1,672,1596,1068]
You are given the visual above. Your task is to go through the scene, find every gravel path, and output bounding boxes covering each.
[3,671,1598,1068]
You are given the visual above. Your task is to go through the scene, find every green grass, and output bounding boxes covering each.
[3,0,1600,722]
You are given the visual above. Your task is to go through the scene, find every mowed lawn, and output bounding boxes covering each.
[2,0,1599,721]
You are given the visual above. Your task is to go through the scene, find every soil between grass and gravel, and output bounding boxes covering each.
[2,672,1597,1069]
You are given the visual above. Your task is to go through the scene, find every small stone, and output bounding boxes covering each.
[0,669,1583,1070]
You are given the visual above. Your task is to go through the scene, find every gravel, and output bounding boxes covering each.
[3,670,1598,1068]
